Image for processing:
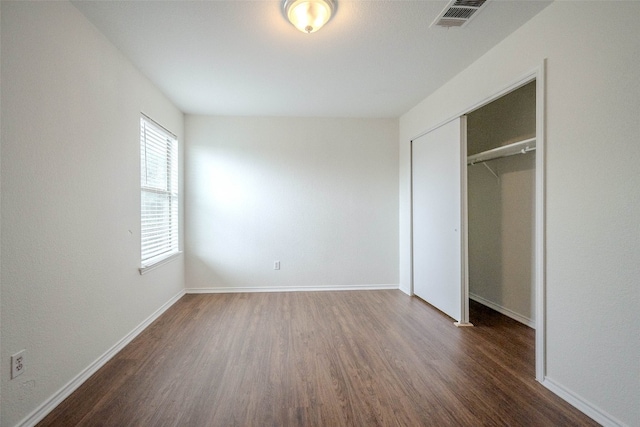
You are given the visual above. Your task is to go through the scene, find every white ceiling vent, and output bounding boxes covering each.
[431,0,488,28]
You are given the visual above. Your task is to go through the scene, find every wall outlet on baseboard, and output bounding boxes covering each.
[274,261,280,270]
[11,350,25,379]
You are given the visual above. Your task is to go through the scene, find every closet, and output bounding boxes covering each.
[466,81,536,327]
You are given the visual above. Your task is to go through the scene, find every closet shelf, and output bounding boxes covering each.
[467,137,536,165]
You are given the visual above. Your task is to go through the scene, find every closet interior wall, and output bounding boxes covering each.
[467,81,536,327]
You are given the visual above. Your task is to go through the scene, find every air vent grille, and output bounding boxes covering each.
[443,8,477,19]
[431,0,488,28]
[454,0,485,7]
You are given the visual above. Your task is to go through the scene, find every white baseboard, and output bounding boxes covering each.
[16,290,186,427]
[398,284,412,296]
[186,284,399,294]
[542,377,625,427]
[469,293,535,328]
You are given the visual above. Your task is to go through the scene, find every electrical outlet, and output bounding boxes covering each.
[11,350,25,379]
[274,261,280,270]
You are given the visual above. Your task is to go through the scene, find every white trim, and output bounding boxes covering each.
[185,284,399,294]
[139,251,182,275]
[534,59,547,383]
[140,111,177,139]
[409,66,543,143]
[15,290,186,427]
[408,135,415,297]
[469,293,535,329]
[460,116,470,325]
[542,377,625,427]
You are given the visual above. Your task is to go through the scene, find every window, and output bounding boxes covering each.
[140,115,179,272]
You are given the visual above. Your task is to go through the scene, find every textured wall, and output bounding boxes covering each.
[185,116,399,291]
[467,83,536,325]
[466,81,536,155]
[468,154,536,325]
[399,2,640,425]
[1,2,184,425]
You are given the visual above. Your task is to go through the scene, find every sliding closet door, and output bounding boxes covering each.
[412,117,467,323]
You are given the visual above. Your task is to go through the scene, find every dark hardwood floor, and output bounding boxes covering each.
[39,291,599,426]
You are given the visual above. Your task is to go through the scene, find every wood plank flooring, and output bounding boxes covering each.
[39,291,599,426]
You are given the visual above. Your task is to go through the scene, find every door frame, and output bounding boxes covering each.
[410,61,546,381]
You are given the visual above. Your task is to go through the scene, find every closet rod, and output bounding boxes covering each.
[467,137,536,165]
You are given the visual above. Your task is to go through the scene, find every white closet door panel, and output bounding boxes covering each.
[412,118,465,322]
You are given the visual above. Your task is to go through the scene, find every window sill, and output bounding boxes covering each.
[139,251,182,275]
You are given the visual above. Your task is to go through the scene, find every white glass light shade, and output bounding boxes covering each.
[283,0,335,34]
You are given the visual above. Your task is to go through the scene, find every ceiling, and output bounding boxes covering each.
[71,0,552,118]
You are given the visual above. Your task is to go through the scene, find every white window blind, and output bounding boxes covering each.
[140,115,179,270]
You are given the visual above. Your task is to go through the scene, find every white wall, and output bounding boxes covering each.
[400,2,640,425]
[1,2,184,426]
[468,154,535,325]
[0,2,3,422]
[467,83,536,325]
[185,116,398,291]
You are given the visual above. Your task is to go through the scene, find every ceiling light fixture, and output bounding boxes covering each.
[283,0,335,34]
